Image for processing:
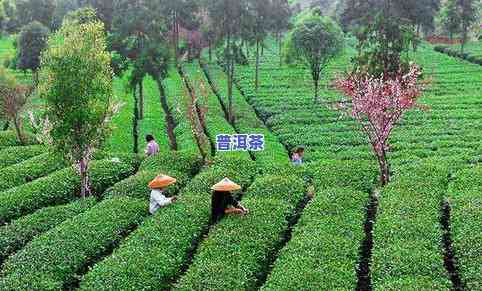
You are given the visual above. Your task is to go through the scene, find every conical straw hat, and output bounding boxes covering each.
[211,177,241,192]
[148,174,177,189]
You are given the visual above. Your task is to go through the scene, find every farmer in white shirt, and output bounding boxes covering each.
[148,174,178,214]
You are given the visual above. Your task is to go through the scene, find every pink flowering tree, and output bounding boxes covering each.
[335,64,425,185]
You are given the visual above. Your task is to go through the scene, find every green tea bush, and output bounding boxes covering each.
[175,174,305,290]
[0,197,96,263]
[371,162,452,290]
[448,166,482,290]
[79,155,255,291]
[261,187,368,290]
[0,131,36,148]
[104,150,202,199]
[0,197,147,290]
[0,152,67,192]
[0,157,138,224]
[0,144,45,169]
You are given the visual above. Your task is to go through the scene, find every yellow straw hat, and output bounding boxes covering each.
[211,177,241,192]
[148,174,177,189]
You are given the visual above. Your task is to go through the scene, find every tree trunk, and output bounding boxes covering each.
[377,151,390,186]
[132,86,139,154]
[278,34,283,67]
[79,157,90,198]
[208,40,212,62]
[156,78,178,151]
[173,12,179,64]
[255,39,260,92]
[139,80,144,120]
[13,113,25,145]
[314,78,319,103]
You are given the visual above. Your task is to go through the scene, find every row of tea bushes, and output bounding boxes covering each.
[0,145,45,169]
[0,197,97,264]
[448,165,482,290]
[0,152,67,192]
[260,160,376,290]
[0,131,36,149]
[174,173,305,290]
[0,156,139,225]
[0,196,148,290]
[371,161,453,290]
[79,155,255,290]
[200,61,289,168]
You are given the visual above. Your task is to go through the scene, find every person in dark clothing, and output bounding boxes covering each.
[210,178,248,223]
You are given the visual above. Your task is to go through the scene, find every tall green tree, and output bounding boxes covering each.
[159,0,199,63]
[15,0,55,28]
[113,0,178,151]
[269,0,291,66]
[39,20,114,198]
[457,0,479,53]
[440,0,462,40]
[207,0,250,124]
[285,8,344,102]
[0,68,30,144]
[78,0,115,31]
[16,21,49,84]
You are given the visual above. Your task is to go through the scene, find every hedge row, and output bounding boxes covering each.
[434,45,482,65]
[448,165,482,290]
[79,155,256,290]
[371,161,452,290]
[0,156,138,225]
[200,62,288,167]
[0,145,45,169]
[0,197,96,264]
[0,152,67,192]
[0,197,148,290]
[0,131,36,149]
[175,174,306,290]
[104,151,202,200]
[260,161,376,290]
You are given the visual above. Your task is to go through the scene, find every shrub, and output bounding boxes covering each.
[371,162,452,290]
[175,174,305,290]
[78,156,255,291]
[448,166,482,290]
[0,152,67,192]
[0,144,45,169]
[0,197,147,290]
[261,187,368,290]
[104,150,202,200]
[0,131,36,148]
[0,197,96,264]
[0,157,138,224]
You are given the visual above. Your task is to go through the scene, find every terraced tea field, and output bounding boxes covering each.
[0,36,480,291]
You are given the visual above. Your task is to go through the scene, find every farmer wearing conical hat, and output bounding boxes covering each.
[148,174,178,215]
[210,177,249,223]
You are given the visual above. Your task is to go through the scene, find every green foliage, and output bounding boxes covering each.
[0,144,45,168]
[15,0,55,29]
[0,152,67,192]
[104,150,202,199]
[284,8,344,99]
[0,130,35,148]
[175,174,305,290]
[261,187,368,290]
[0,197,96,264]
[0,197,148,290]
[371,162,453,289]
[448,165,482,290]
[62,6,99,27]
[40,20,113,165]
[16,21,49,73]
[79,155,255,290]
[0,157,137,224]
